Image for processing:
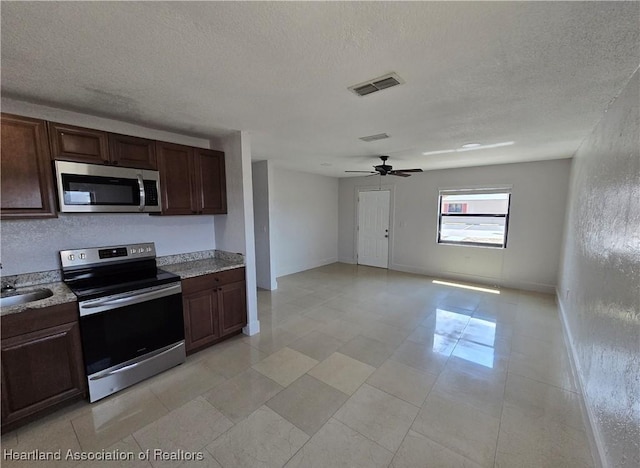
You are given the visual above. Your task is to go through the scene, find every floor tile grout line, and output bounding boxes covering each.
[388,362,444,466]
[205,443,226,468]
[506,367,579,394]
[68,416,83,457]
[365,369,438,409]
[401,429,484,468]
[492,341,513,467]
[326,415,400,460]
[313,350,417,459]
[504,367,580,394]
[270,375,355,466]
[414,360,505,467]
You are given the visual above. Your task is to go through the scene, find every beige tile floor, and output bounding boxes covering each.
[1,263,595,468]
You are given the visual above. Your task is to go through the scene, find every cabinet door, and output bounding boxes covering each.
[1,321,85,429]
[219,281,247,336]
[1,114,57,219]
[48,122,109,164]
[156,142,197,215]
[109,133,157,169]
[194,149,227,214]
[183,288,220,353]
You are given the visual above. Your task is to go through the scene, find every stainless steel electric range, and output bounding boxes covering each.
[60,242,185,402]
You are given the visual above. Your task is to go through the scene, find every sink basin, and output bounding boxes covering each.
[0,288,53,307]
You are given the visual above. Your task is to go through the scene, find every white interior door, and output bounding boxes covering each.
[357,190,390,268]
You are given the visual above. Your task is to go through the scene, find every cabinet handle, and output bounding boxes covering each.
[112,161,118,165]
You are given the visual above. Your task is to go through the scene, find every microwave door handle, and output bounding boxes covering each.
[137,174,145,212]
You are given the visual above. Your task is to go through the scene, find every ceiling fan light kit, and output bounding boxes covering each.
[345,155,423,178]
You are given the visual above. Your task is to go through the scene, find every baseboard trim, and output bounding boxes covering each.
[555,289,607,468]
[390,262,556,294]
[277,256,339,277]
[338,256,356,264]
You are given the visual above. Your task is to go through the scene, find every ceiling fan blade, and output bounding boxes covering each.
[389,172,411,177]
[345,170,377,173]
[394,168,423,172]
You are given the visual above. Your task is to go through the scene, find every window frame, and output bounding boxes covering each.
[436,189,512,249]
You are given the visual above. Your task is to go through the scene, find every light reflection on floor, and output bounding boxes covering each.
[434,309,497,368]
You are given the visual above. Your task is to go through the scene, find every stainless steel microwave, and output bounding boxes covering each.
[55,161,162,213]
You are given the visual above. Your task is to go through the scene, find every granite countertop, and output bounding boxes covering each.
[0,281,77,317]
[157,249,245,279]
[0,250,244,316]
[161,257,245,279]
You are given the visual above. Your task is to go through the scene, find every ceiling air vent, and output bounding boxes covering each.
[349,73,404,97]
[359,133,390,142]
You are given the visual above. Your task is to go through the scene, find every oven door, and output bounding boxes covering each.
[78,282,185,401]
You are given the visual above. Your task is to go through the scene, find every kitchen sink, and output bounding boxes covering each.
[0,288,53,307]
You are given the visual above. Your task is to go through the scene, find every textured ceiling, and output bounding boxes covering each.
[2,2,639,177]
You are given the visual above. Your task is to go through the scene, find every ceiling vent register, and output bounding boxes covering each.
[349,73,404,97]
[359,133,390,142]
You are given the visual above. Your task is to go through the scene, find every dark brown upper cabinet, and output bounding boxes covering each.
[156,142,196,215]
[1,113,57,219]
[194,149,227,214]
[49,123,158,170]
[48,122,110,165]
[108,133,157,169]
[156,142,227,215]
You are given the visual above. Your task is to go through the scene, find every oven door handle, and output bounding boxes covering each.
[89,342,184,381]
[79,283,182,316]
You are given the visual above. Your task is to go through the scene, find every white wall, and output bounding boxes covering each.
[339,159,572,292]
[1,214,215,275]
[215,132,259,336]
[271,167,339,277]
[0,99,217,275]
[252,161,277,290]
[558,69,639,468]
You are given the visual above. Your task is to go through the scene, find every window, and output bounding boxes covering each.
[437,189,511,248]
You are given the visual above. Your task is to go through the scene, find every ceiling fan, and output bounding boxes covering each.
[345,156,423,177]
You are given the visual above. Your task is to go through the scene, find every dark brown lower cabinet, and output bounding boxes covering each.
[219,281,247,336]
[182,268,247,354]
[183,288,221,351]
[1,302,86,434]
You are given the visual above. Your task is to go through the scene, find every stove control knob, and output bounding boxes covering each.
[130,248,136,254]
[146,247,152,252]
[79,253,86,260]
[138,248,144,253]
[68,254,75,261]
